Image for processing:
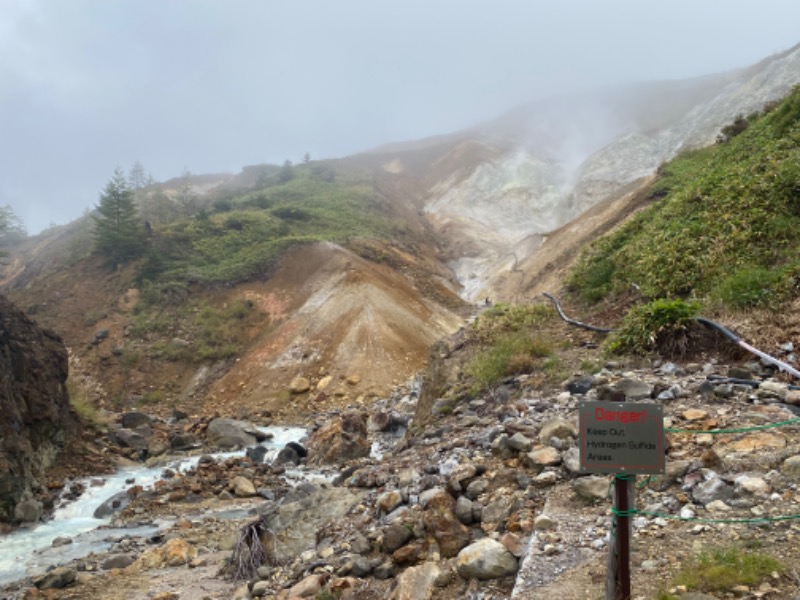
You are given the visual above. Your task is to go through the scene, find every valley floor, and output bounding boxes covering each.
[4,321,800,599]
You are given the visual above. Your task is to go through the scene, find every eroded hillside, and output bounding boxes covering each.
[5,240,465,421]
[3,44,800,424]
[355,43,800,302]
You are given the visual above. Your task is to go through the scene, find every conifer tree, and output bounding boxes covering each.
[92,167,144,266]
[128,160,147,191]
[0,204,26,261]
[177,169,196,217]
[0,204,26,242]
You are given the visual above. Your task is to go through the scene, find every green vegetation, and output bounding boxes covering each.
[137,163,399,286]
[67,376,101,427]
[120,349,141,367]
[83,308,107,327]
[93,167,146,266]
[132,298,259,363]
[580,358,602,374]
[710,263,798,308]
[657,545,783,598]
[93,161,405,371]
[607,298,700,355]
[138,390,164,405]
[315,589,340,600]
[66,219,95,265]
[0,204,26,261]
[569,85,800,309]
[466,304,556,391]
[0,204,26,243]
[470,304,554,343]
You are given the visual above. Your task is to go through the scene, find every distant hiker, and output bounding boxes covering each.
[485,297,491,306]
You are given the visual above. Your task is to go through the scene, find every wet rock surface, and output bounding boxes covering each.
[0,294,78,524]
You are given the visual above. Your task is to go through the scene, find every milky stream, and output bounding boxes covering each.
[0,426,306,587]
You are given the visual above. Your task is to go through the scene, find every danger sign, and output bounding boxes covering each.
[578,401,665,474]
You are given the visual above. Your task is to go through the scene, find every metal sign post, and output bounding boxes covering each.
[607,472,634,600]
[578,400,665,600]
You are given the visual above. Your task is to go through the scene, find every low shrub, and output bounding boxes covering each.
[465,303,558,392]
[711,266,785,309]
[83,308,107,327]
[606,298,700,355]
[671,545,783,594]
[467,331,553,391]
[67,376,101,427]
[471,303,553,344]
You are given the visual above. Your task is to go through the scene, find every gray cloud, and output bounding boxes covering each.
[2,0,799,233]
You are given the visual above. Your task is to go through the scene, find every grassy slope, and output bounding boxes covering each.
[569,85,800,310]
[126,160,435,369]
[139,162,404,287]
[1,159,445,413]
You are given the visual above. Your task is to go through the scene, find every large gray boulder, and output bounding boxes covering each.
[456,538,519,580]
[572,475,610,501]
[115,428,148,450]
[120,411,153,429]
[258,485,366,562]
[781,455,800,481]
[93,491,131,519]
[206,418,259,449]
[610,378,652,400]
[34,566,76,590]
[692,476,734,505]
[539,417,578,445]
[14,498,43,523]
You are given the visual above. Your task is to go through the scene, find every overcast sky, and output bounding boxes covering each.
[2,0,799,234]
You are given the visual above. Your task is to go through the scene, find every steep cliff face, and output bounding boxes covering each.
[0,294,76,523]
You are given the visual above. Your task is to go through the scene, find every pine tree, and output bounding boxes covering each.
[0,204,26,261]
[93,167,144,266]
[177,169,196,217]
[128,160,147,191]
[0,204,26,242]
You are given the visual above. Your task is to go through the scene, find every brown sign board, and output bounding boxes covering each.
[578,401,665,475]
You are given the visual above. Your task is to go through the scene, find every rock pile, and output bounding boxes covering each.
[7,355,800,599]
[229,360,800,599]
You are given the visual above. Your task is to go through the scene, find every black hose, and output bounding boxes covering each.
[694,317,739,342]
[542,292,613,333]
[543,293,800,380]
[706,375,800,391]
[695,317,800,379]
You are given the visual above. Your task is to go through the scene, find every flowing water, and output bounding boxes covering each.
[0,426,306,587]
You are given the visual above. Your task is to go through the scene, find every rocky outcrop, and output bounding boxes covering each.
[306,411,371,464]
[0,294,77,523]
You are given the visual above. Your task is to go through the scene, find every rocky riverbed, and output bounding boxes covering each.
[3,354,800,600]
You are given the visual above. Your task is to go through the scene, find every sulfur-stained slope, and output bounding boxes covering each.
[201,242,465,419]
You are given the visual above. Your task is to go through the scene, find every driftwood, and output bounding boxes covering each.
[229,514,276,581]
